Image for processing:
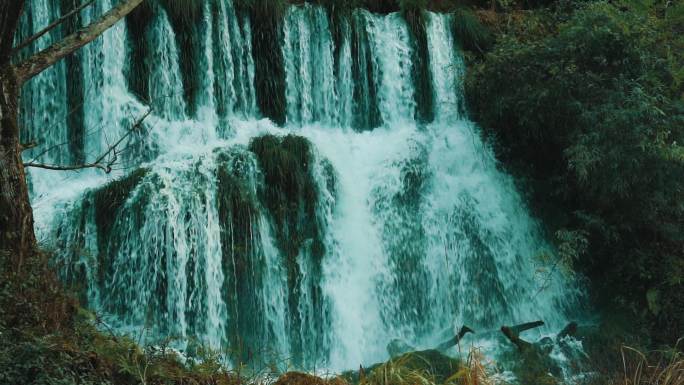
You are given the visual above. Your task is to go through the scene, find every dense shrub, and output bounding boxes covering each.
[0,251,242,385]
[466,1,684,344]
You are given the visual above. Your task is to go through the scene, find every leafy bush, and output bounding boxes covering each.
[466,1,684,344]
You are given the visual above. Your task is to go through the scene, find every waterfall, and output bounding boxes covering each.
[22,0,585,372]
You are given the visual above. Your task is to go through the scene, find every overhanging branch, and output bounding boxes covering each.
[12,0,97,56]
[14,0,143,84]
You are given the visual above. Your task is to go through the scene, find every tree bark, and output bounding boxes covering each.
[0,1,25,63]
[0,1,33,269]
[1,0,143,270]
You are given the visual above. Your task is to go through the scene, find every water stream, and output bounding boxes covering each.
[19,0,584,373]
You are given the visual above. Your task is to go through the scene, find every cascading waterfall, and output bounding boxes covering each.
[21,0,585,373]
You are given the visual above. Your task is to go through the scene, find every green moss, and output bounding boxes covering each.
[93,169,148,246]
[392,350,462,383]
[248,134,327,364]
[0,308,241,385]
[159,0,204,22]
[237,0,288,125]
[249,134,318,253]
[60,0,86,164]
[503,346,561,385]
[215,149,266,361]
[160,0,205,117]
[451,7,492,53]
[350,11,383,130]
[402,7,435,124]
[124,2,154,102]
[92,168,149,284]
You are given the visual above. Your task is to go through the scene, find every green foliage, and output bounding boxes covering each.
[451,8,492,53]
[466,1,684,343]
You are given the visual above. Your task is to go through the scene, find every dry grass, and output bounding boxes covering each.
[619,341,684,385]
[355,347,499,385]
[360,353,438,385]
[446,348,498,385]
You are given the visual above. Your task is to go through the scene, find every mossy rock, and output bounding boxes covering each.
[248,134,329,365]
[344,349,461,385]
[93,168,149,245]
[275,372,350,385]
[248,134,323,264]
[92,168,149,285]
[510,347,560,385]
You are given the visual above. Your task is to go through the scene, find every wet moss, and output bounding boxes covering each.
[248,135,321,256]
[161,0,205,117]
[350,11,383,131]
[210,1,231,121]
[237,0,288,125]
[393,350,462,383]
[92,168,149,284]
[215,150,267,361]
[248,134,327,364]
[124,2,154,102]
[402,7,435,124]
[502,344,561,385]
[60,0,86,164]
[93,169,148,246]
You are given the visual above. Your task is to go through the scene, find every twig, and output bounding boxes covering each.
[12,0,97,55]
[23,109,151,173]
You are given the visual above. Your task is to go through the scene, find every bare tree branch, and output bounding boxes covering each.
[12,0,97,56]
[24,108,151,173]
[14,0,143,84]
[20,141,38,152]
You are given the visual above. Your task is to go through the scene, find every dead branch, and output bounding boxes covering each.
[23,108,151,173]
[12,0,97,56]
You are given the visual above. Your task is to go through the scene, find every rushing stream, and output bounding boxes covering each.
[19,0,585,373]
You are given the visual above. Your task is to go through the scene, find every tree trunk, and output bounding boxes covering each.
[0,65,35,268]
[0,1,34,270]
[1,0,143,271]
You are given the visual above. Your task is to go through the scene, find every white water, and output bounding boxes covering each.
[20,0,584,373]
